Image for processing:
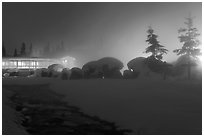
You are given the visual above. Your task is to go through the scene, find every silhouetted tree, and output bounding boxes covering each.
[145,26,168,60]
[29,43,33,57]
[20,42,26,56]
[144,27,171,79]
[43,42,50,56]
[14,48,18,57]
[60,41,65,51]
[173,15,201,79]
[2,41,6,57]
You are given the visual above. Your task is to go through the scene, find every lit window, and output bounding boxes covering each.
[2,62,5,66]
[31,62,35,66]
[18,62,22,66]
[22,62,25,66]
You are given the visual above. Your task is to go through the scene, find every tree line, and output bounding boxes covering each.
[144,15,201,80]
[2,41,66,58]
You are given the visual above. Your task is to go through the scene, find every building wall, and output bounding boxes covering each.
[2,56,76,70]
[2,58,57,69]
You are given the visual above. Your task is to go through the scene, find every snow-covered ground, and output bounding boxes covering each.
[2,88,28,135]
[3,77,202,134]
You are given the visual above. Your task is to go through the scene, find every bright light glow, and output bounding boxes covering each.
[198,55,202,63]
[60,56,76,68]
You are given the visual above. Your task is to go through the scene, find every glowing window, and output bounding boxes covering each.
[18,62,22,66]
[14,61,17,66]
[31,62,35,66]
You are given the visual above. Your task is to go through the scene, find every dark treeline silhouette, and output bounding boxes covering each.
[2,41,6,57]
[3,41,66,58]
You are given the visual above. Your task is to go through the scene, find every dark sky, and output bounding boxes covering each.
[2,2,202,68]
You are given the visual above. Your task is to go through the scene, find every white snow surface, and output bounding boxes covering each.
[2,88,28,135]
[3,77,202,134]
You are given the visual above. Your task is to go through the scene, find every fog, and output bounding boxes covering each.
[3,2,202,68]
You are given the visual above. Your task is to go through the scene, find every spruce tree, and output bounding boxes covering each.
[29,43,33,57]
[14,48,18,57]
[20,42,26,56]
[173,15,201,79]
[145,26,168,60]
[2,41,6,57]
[145,27,170,79]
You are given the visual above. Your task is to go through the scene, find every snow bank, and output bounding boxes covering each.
[3,77,201,134]
[2,88,28,135]
[50,79,201,134]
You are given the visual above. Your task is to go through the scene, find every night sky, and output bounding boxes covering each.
[2,2,202,68]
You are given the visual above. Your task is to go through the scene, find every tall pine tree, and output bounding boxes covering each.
[173,15,201,79]
[2,41,6,57]
[29,43,33,57]
[145,26,168,60]
[14,48,18,57]
[20,42,26,57]
[145,27,170,79]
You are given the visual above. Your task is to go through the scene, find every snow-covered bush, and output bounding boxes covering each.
[109,70,123,79]
[123,70,140,79]
[123,70,133,79]
[61,68,71,80]
[9,72,19,77]
[48,64,64,78]
[171,55,201,79]
[34,69,42,77]
[82,61,101,79]
[144,56,165,73]
[82,57,123,79]
[41,68,50,77]
[48,64,64,72]
[97,57,123,72]
[127,57,151,77]
[70,67,84,80]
